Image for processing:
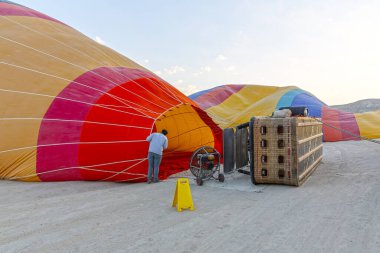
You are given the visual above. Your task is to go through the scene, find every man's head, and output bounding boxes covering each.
[161,129,168,136]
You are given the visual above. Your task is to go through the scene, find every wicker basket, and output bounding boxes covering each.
[251,117,323,186]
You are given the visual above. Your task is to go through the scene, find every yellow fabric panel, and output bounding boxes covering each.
[0,82,55,116]
[206,86,297,128]
[1,16,146,72]
[230,86,297,126]
[0,115,41,180]
[206,85,279,120]
[355,110,380,139]
[0,63,55,180]
[0,117,42,151]
[155,104,215,152]
[0,149,39,181]
[0,15,150,181]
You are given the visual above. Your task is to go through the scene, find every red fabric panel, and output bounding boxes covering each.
[37,66,222,182]
[37,67,164,181]
[78,76,184,181]
[322,106,360,142]
[339,110,360,141]
[322,106,343,142]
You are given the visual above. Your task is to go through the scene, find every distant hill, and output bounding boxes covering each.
[331,99,380,113]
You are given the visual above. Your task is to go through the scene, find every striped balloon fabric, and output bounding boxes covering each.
[190,84,380,142]
[0,1,222,182]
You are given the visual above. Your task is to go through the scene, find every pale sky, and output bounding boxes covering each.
[16,0,380,105]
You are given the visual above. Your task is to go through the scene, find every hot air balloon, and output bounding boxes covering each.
[190,84,380,142]
[0,1,222,182]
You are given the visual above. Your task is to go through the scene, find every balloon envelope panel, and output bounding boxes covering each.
[0,1,222,182]
[190,84,380,142]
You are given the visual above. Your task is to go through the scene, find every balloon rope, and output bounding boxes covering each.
[8,158,148,180]
[314,118,380,144]
[119,140,217,183]
[0,140,147,155]
[142,75,183,103]
[71,38,183,104]
[0,60,161,116]
[5,139,217,181]
[73,35,183,104]
[0,61,159,116]
[0,118,151,129]
[0,34,174,111]
[101,158,146,181]
[0,15,183,105]
[115,141,219,183]
[0,87,156,120]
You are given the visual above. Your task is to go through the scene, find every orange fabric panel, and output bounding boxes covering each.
[155,104,216,152]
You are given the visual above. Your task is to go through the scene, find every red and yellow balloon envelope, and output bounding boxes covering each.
[190,85,380,142]
[0,1,222,182]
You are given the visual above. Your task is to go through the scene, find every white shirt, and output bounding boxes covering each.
[146,133,168,155]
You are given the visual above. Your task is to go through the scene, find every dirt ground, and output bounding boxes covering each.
[0,140,379,253]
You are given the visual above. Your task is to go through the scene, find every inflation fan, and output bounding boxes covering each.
[189,146,224,186]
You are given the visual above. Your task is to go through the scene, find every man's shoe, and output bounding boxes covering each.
[147,180,152,184]
[153,179,159,183]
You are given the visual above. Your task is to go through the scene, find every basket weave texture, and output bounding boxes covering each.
[253,117,323,186]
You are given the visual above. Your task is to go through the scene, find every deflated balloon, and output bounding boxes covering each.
[0,1,222,182]
[190,84,380,142]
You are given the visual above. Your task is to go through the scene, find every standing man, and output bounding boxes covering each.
[146,129,168,183]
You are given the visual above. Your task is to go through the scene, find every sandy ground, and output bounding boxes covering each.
[0,140,379,253]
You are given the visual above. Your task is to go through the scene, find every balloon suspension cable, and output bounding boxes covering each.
[0,15,183,106]
[313,118,380,145]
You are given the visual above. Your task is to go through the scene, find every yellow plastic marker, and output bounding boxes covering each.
[172,178,194,212]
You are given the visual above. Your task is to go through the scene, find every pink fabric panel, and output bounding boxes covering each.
[322,106,360,142]
[36,67,155,181]
[193,85,245,109]
[0,2,65,25]
[338,110,360,141]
